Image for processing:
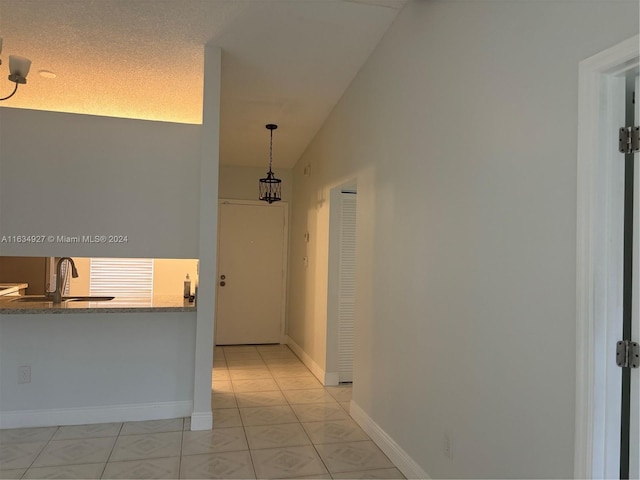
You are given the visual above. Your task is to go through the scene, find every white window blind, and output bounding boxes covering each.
[90,258,154,306]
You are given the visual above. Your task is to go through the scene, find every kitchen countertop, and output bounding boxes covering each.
[0,295,196,314]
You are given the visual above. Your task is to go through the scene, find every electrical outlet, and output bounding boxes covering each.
[18,365,31,384]
[444,433,452,460]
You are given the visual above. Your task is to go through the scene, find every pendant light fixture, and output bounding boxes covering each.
[259,124,282,204]
[0,38,32,102]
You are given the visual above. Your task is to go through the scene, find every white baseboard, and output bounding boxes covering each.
[350,400,430,479]
[190,411,213,431]
[0,401,193,429]
[285,335,339,386]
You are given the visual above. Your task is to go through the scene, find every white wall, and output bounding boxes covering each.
[0,312,196,427]
[0,46,221,430]
[219,165,292,202]
[288,1,639,478]
[0,108,201,258]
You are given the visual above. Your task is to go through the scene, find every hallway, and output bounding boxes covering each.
[0,345,404,479]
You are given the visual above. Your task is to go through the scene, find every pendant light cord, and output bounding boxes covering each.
[0,82,18,101]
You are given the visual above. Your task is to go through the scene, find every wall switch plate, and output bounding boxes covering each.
[444,433,452,460]
[18,365,31,384]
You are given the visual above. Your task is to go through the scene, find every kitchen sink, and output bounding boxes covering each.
[65,296,114,302]
[12,296,114,303]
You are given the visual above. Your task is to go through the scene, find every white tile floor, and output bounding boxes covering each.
[0,345,405,479]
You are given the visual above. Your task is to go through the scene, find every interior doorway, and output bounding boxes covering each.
[326,182,357,385]
[215,200,288,345]
[575,35,639,479]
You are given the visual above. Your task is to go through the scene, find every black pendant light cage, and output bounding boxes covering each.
[259,124,282,204]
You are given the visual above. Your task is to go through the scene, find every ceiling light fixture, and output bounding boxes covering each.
[0,37,32,102]
[39,70,56,79]
[259,124,282,204]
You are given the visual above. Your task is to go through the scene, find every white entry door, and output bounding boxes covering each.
[215,200,288,345]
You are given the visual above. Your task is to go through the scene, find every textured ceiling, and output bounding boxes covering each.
[0,0,407,168]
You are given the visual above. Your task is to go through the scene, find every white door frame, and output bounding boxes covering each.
[215,199,289,344]
[575,35,639,479]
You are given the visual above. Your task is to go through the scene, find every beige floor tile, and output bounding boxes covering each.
[275,376,323,390]
[223,346,259,353]
[229,368,274,380]
[179,450,256,479]
[109,432,182,462]
[32,437,116,468]
[102,457,180,479]
[244,423,311,450]
[120,418,184,436]
[232,378,280,393]
[264,361,304,368]
[325,386,353,402]
[235,390,288,408]
[212,369,231,381]
[256,345,291,352]
[277,475,331,480]
[314,441,394,473]
[290,403,350,423]
[212,380,235,393]
[258,351,298,360]
[183,417,192,431]
[283,389,337,405]
[212,409,243,429]
[0,442,47,469]
[212,392,238,409]
[331,467,406,479]
[226,360,268,369]
[250,445,328,479]
[226,364,271,373]
[0,427,57,445]
[224,351,263,359]
[23,462,104,479]
[302,419,369,444]
[269,367,314,378]
[182,427,247,455]
[239,406,299,427]
[0,469,25,479]
[52,423,122,441]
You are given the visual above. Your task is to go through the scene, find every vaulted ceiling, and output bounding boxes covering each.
[0,0,407,167]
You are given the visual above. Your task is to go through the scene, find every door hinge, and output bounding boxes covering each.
[619,126,640,154]
[616,340,640,368]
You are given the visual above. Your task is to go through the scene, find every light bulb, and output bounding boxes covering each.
[9,55,32,80]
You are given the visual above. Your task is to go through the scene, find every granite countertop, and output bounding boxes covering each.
[0,294,196,314]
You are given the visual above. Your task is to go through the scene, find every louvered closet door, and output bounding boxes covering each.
[338,193,357,383]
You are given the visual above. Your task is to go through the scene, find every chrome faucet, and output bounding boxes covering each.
[52,257,78,303]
